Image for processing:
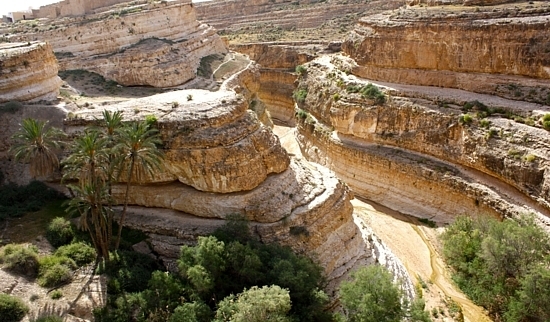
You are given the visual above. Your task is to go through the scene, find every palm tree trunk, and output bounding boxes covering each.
[115,157,135,249]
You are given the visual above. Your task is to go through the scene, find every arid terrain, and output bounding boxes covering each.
[1,0,550,321]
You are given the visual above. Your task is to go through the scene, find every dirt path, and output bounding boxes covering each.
[353,199,492,322]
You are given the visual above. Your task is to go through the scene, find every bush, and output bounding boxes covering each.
[295,65,307,75]
[360,83,385,105]
[55,242,96,266]
[0,293,29,322]
[33,316,63,322]
[293,89,308,103]
[50,290,63,300]
[46,217,74,248]
[0,244,39,277]
[38,255,76,287]
[459,114,473,125]
[339,265,404,322]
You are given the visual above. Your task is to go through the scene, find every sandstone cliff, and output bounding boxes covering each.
[10,1,227,87]
[343,2,550,101]
[291,55,550,225]
[0,42,62,103]
[63,63,371,294]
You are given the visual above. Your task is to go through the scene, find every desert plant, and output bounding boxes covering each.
[459,114,473,125]
[187,94,193,101]
[46,217,75,248]
[0,244,39,277]
[50,290,63,300]
[10,118,65,178]
[38,255,76,287]
[295,65,307,75]
[55,242,96,266]
[293,89,308,103]
[0,293,29,322]
[360,83,386,104]
[333,93,340,101]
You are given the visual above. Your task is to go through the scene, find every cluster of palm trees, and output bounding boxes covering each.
[10,111,164,261]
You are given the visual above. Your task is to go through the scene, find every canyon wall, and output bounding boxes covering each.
[12,1,227,87]
[0,42,62,103]
[291,55,550,225]
[343,3,550,100]
[63,64,371,294]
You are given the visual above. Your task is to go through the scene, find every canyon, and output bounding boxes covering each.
[1,0,550,320]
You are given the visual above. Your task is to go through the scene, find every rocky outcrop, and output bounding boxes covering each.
[292,55,550,224]
[343,3,550,100]
[407,0,517,6]
[11,1,227,87]
[0,42,62,103]
[65,88,289,193]
[64,63,370,293]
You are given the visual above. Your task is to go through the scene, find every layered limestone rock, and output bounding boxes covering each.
[292,55,550,224]
[11,1,227,87]
[63,64,371,292]
[0,42,62,103]
[65,89,289,193]
[113,158,370,293]
[343,2,550,100]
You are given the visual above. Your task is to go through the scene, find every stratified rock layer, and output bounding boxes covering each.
[11,1,227,87]
[65,89,289,193]
[343,3,550,98]
[293,55,550,224]
[0,42,62,103]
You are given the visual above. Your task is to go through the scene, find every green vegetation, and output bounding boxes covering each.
[10,119,65,178]
[55,242,96,266]
[49,290,63,300]
[333,93,341,101]
[33,316,63,322]
[295,64,307,75]
[37,254,76,287]
[45,217,75,247]
[0,244,40,277]
[441,214,550,321]
[95,219,330,322]
[0,181,66,220]
[418,218,437,228]
[0,293,29,322]
[338,265,404,322]
[458,114,473,125]
[293,88,308,103]
[542,113,550,130]
[360,83,386,104]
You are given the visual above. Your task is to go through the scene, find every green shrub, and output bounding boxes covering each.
[55,242,96,266]
[293,89,308,103]
[479,119,491,128]
[296,109,308,120]
[50,290,63,300]
[0,101,23,114]
[360,83,385,104]
[295,65,307,75]
[523,154,536,162]
[38,255,76,287]
[543,120,550,130]
[339,265,404,322]
[32,316,63,322]
[46,217,75,248]
[0,293,29,322]
[459,114,473,125]
[332,93,340,101]
[0,244,39,277]
[97,250,160,294]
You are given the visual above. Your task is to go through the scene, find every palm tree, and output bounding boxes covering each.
[99,110,123,244]
[10,118,65,178]
[63,129,112,260]
[114,120,163,249]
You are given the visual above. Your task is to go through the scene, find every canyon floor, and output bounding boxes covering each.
[274,124,491,322]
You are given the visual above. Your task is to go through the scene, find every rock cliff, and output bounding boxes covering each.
[9,1,227,87]
[343,2,550,100]
[0,42,62,103]
[291,55,550,225]
[63,63,371,294]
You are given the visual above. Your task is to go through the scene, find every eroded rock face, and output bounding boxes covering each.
[343,3,550,98]
[11,1,227,87]
[65,89,289,193]
[293,55,550,224]
[115,158,370,294]
[0,42,62,103]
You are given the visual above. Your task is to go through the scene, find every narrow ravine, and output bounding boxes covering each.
[353,199,492,322]
[273,123,492,321]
